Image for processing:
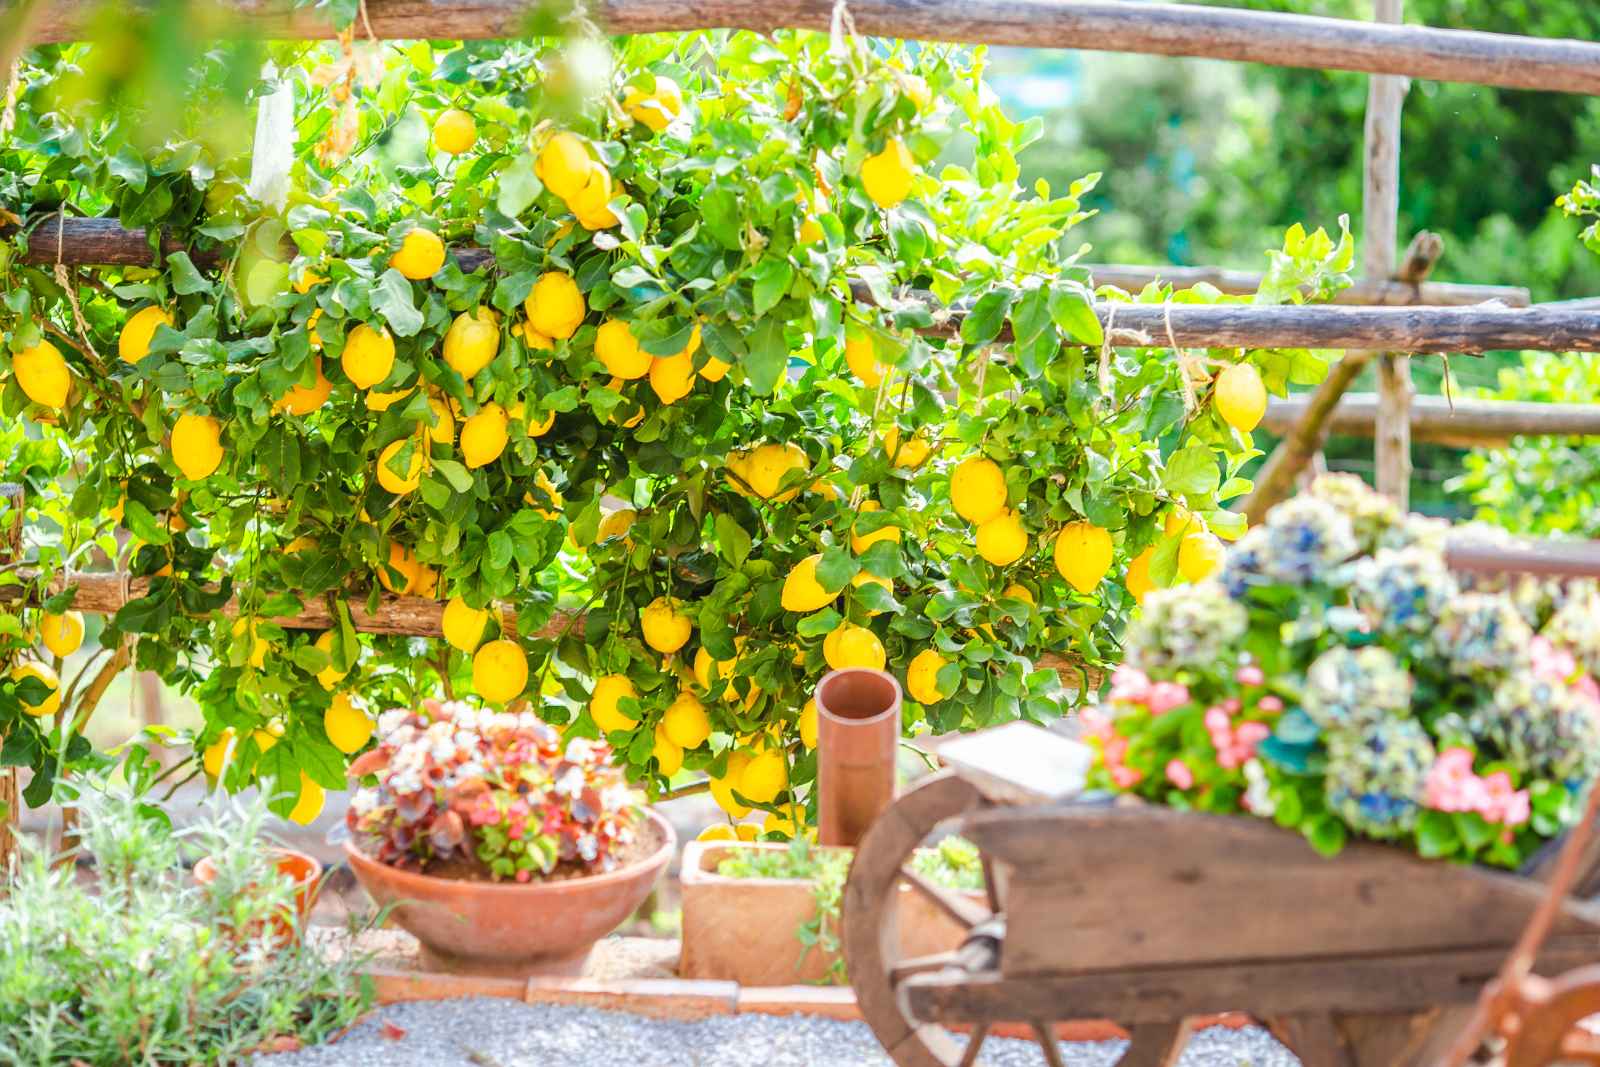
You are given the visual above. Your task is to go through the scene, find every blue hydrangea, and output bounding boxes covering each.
[1471,671,1600,784]
[1434,593,1534,681]
[1124,582,1247,674]
[1349,546,1458,638]
[1324,718,1435,840]
[1542,591,1600,676]
[1219,495,1358,596]
[1302,646,1412,731]
[1307,474,1400,553]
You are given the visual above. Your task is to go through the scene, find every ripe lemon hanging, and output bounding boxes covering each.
[443,307,501,379]
[1164,505,1196,537]
[287,773,325,826]
[735,442,808,500]
[324,691,374,754]
[692,644,738,690]
[366,386,413,412]
[844,327,883,387]
[536,132,594,201]
[119,305,174,364]
[378,542,433,596]
[710,751,754,817]
[591,673,639,732]
[596,319,651,379]
[376,438,425,495]
[473,639,529,703]
[976,509,1028,566]
[171,413,224,481]
[798,698,818,749]
[649,350,696,404]
[426,394,455,445]
[39,610,85,657]
[12,660,60,716]
[662,691,712,748]
[342,323,396,389]
[850,500,901,555]
[569,164,620,230]
[852,570,893,613]
[14,338,70,409]
[203,729,235,779]
[441,595,490,652]
[277,356,333,416]
[524,271,586,339]
[824,622,886,671]
[1054,521,1114,594]
[1178,530,1226,582]
[907,648,952,705]
[460,403,510,469]
[652,726,684,776]
[738,749,787,805]
[781,553,835,613]
[314,630,348,690]
[623,76,684,133]
[390,227,446,280]
[640,596,693,654]
[1214,362,1267,433]
[1126,547,1156,605]
[950,457,1007,525]
[883,426,930,468]
[231,617,269,669]
[596,507,636,543]
[860,137,916,210]
[432,108,476,154]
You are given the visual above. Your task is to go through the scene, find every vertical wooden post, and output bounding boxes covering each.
[1366,0,1410,505]
[0,482,22,881]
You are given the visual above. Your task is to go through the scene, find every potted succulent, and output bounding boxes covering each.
[343,699,674,977]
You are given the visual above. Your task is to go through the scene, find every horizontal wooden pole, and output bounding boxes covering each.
[25,1,1600,96]
[1086,264,1529,308]
[1263,394,1600,447]
[18,217,1587,352]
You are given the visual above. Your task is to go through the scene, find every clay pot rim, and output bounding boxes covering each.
[343,807,676,894]
[193,845,324,887]
[815,667,901,728]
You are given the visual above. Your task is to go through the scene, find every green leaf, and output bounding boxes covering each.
[1305,815,1347,857]
[1048,281,1103,345]
[372,268,424,338]
[745,317,787,396]
[496,154,542,218]
[432,458,474,493]
[960,288,1015,347]
[750,257,793,317]
[166,253,212,296]
[1161,444,1221,499]
[715,513,752,568]
[815,547,859,593]
[1416,809,1460,859]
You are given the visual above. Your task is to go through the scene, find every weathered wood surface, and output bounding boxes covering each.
[1366,0,1411,507]
[0,483,23,881]
[24,1,1600,96]
[899,936,1600,1024]
[956,805,1600,975]
[1443,538,1600,580]
[1085,263,1528,309]
[1262,394,1600,448]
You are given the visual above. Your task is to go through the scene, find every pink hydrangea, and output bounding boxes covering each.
[1424,747,1530,829]
[1480,771,1530,828]
[1165,759,1194,790]
[1257,695,1284,713]
[1531,636,1578,684]
[1222,697,1243,714]
[1203,706,1230,733]
[1110,765,1144,788]
[1235,665,1265,687]
[1146,681,1191,716]
[1235,721,1271,747]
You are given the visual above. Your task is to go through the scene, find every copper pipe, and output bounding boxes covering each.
[815,669,902,847]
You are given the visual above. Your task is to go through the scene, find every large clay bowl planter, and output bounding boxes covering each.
[345,809,674,978]
[193,847,322,946]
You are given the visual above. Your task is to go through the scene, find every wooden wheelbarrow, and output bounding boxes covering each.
[841,730,1600,1067]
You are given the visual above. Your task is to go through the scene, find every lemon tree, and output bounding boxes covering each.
[0,17,1349,830]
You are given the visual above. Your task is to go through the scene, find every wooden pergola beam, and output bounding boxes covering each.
[1262,394,1600,448]
[23,0,1600,96]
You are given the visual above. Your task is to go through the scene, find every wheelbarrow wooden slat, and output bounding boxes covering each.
[898,935,1600,1024]
[957,805,1600,975]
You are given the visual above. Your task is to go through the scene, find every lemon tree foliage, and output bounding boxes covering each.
[0,21,1349,830]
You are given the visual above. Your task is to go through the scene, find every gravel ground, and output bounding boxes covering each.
[259,997,1302,1067]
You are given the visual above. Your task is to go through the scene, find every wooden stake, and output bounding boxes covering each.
[1262,394,1600,448]
[1368,0,1410,506]
[0,483,22,882]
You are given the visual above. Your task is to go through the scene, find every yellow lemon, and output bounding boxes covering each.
[697,823,739,842]
[12,660,60,716]
[1054,521,1114,594]
[824,622,886,671]
[591,674,640,732]
[460,403,509,468]
[39,610,85,657]
[528,469,564,519]
[324,691,374,754]
[432,108,476,154]
[203,729,236,778]
[781,553,835,613]
[1178,531,1226,583]
[623,77,684,132]
[287,773,325,826]
[976,509,1028,567]
[293,269,326,295]
[1001,583,1036,612]
[734,442,808,501]
[851,570,893,613]
[524,271,586,340]
[390,227,446,280]
[692,645,739,691]
[14,338,70,408]
[950,457,1007,525]
[860,137,916,209]
[425,394,455,445]
[907,648,952,705]
[535,132,593,201]
[366,386,414,412]
[640,596,693,654]
[764,806,805,839]
[119,305,174,364]
[1214,362,1267,433]
[709,751,754,817]
[376,438,425,495]
[443,307,501,379]
[649,350,696,404]
[596,508,636,543]
[231,617,269,669]
[1126,547,1156,605]
[314,630,348,690]
[662,691,712,749]
[569,164,619,230]
[277,356,333,416]
[798,698,818,749]
[171,413,224,481]
[883,425,930,468]
[473,639,529,702]
[595,319,651,379]
[739,749,787,804]
[851,501,901,555]
[844,327,883,387]
[1164,505,1197,537]
[342,323,396,389]
[441,595,490,652]
[652,726,684,776]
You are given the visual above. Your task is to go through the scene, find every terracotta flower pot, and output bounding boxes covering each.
[345,809,675,978]
[193,847,322,946]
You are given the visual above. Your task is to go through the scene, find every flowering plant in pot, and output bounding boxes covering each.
[344,699,673,976]
[1085,474,1600,869]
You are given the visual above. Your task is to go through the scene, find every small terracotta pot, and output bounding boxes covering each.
[193,847,322,946]
[345,809,675,978]
[816,668,902,847]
